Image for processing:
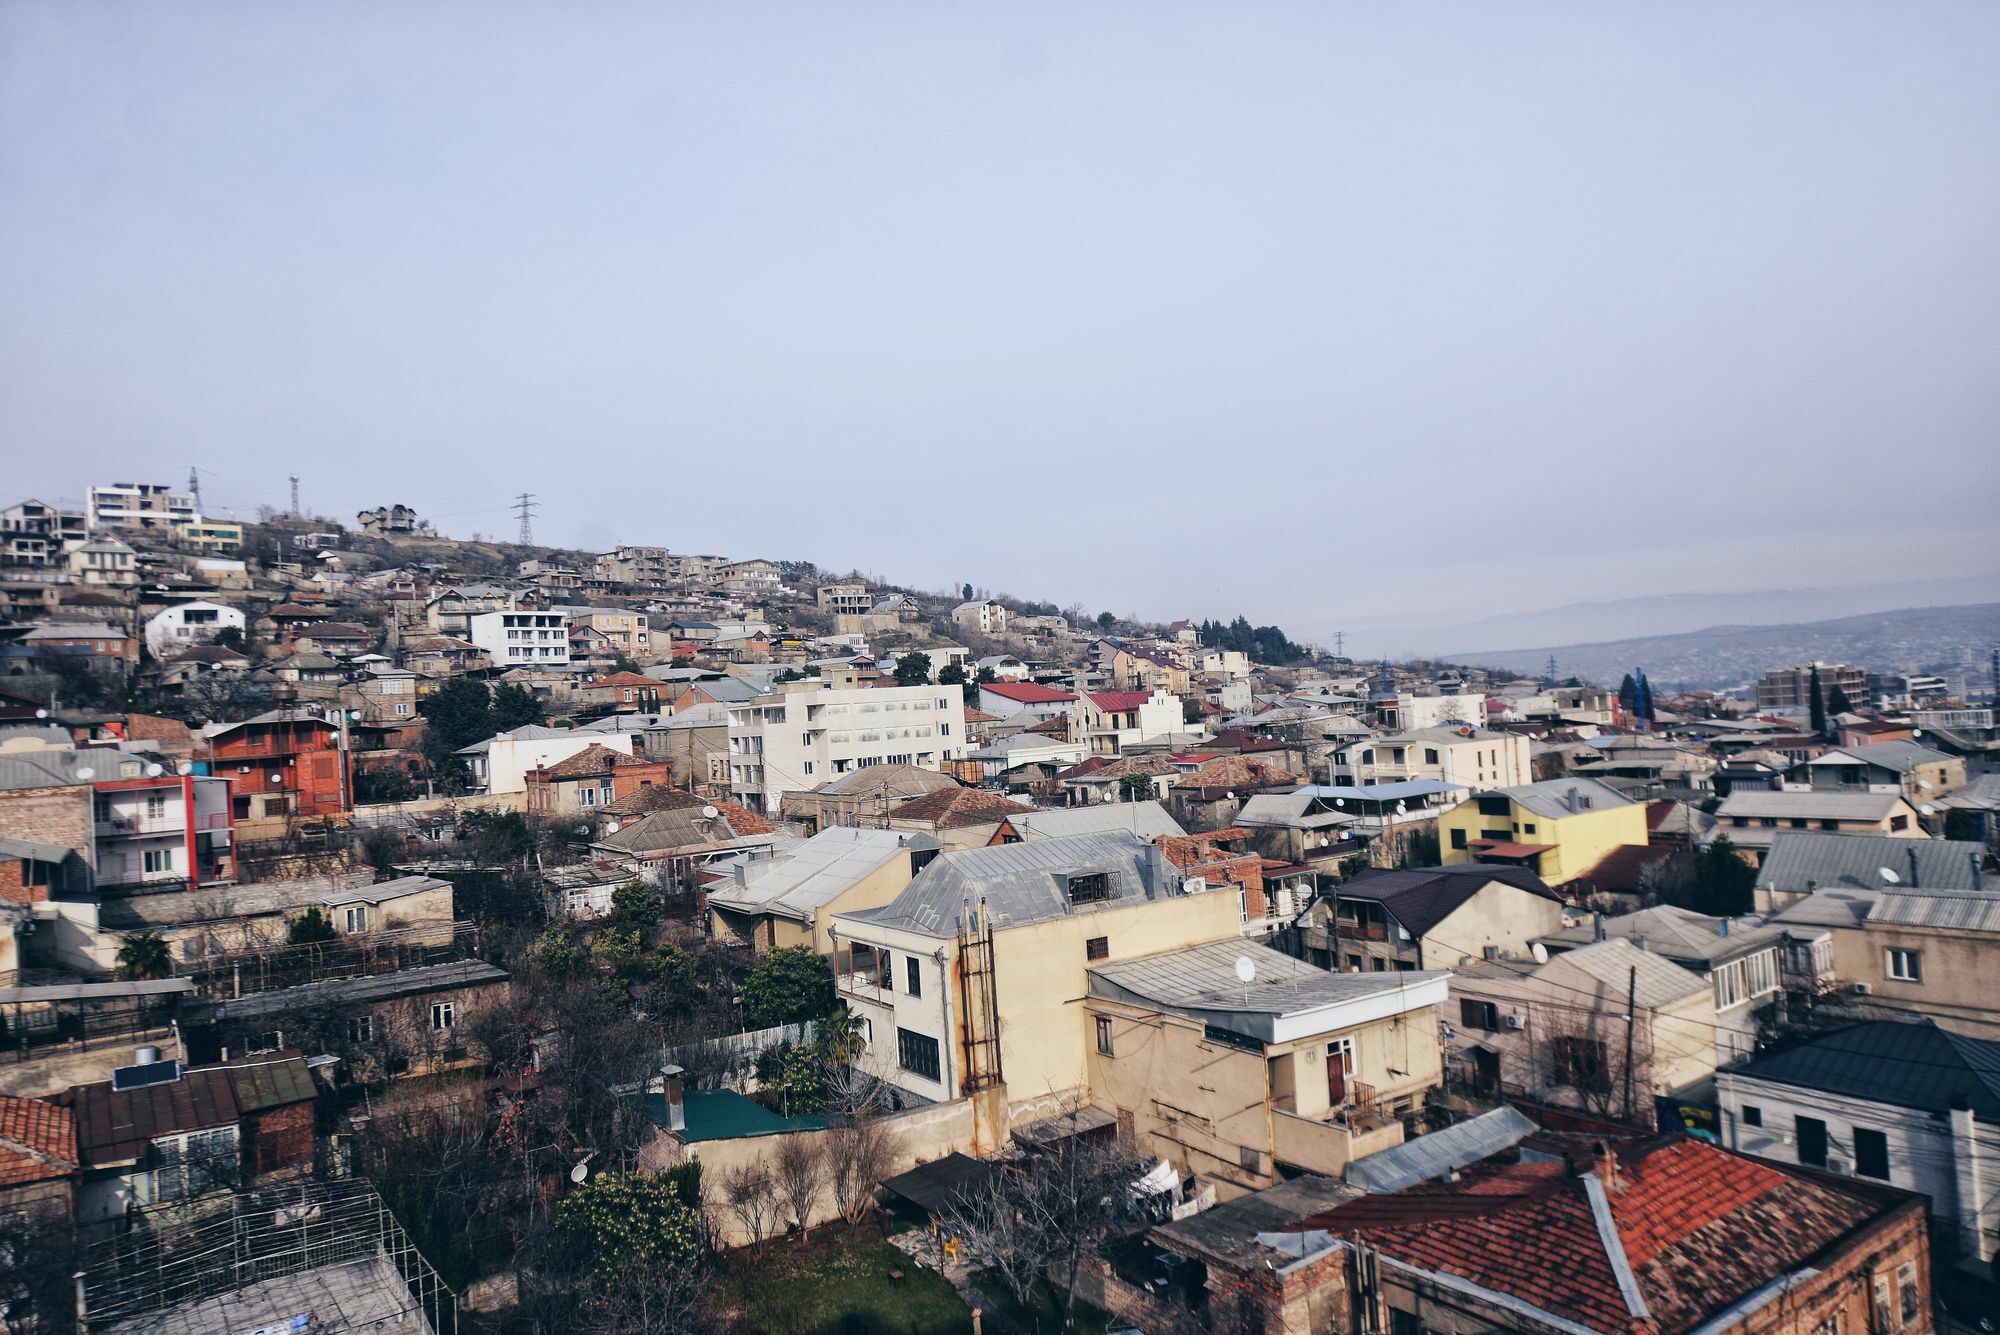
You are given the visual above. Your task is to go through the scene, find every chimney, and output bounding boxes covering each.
[1592,911,1605,942]
[1719,918,1729,937]
[1592,1141,1620,1192]
[659,1064,686,1133]
[1566,786,1581,813]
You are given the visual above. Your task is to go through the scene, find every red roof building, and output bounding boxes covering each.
[200,708,346,820]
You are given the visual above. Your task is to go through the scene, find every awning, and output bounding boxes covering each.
[1468,841,1555,860]
[880,1152,998,1214]
[0,978,194,1003]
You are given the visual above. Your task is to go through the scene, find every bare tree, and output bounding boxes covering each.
[822,1068,899,1226]
[1536,1000,1642,1121]
[771,1135,827,1235]
[720,1161,778,1253]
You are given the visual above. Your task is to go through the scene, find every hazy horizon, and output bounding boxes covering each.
[6,3,1997,639]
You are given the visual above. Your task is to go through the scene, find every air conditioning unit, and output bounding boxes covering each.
[1852,983,1873,996]
[1180,877,1207,896]
[1502,1014,1523,1031]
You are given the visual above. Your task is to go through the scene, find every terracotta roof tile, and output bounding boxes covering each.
[890,787,1036,829]
[0,1096,77,1187]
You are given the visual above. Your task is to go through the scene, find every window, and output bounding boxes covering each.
[1813,1315,1841,1335]
[905,956,922,997]
[1551,1036,1610,1093]
[1238,889,1249,924]
[1347,954,1363,970]
[1086,936,1109,962]
[1476,795,1509,817]
[344,905,369,933]
[431,1001,456,1031]
[1459,999,1498,1032]
[1450,828,1468,849]
[1872,1276,1893,1334]
[896,1028,941,1083]
[143,848,173,874]
[1897,1262,1919,1325]
[1742,1104,1762,1127]
[1066,872,1111,905]
[145,792,167,819]
[1095,1016,1115,1056]
[348,1015,374,1044]
[1424,748,1439,765]
[1796,1116,1829,1168]
[1889,814,1908,832]
[1885,948,1922,982]
[1855,1128,1890,1180]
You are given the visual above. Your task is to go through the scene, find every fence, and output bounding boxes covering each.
[177,921,482,1001]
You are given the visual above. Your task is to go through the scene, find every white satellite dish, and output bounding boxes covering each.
[1396,802,1408,815]
[1234,955,1256,984]
[1919,804,1934,816]
[570,1150,595,1184]
[1879,867,1901,885]
[1334,798,1345,807]
[146,763,164,777]
[75,767,95,780]
[701,804,719,820]
[1530,942,1549,964]
[604,820,620,834]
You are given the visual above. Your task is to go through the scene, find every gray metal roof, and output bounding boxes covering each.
[837,830,1165,939]
[1003,801,1186,842]
[1727,1020,2000,1125]
[706,827,934,921]
[1798,741,1955,774]
[1756,831,1985,896]
[1344,1106,1540,1193]
[208,960,510,1021]
[1716,790,1906,821]
[1455,937,1707,1010]
[1866,888,2000,933]
[1539,905,1786,968]
[321,874,452,907]
[1487,777,1634,821]
[1090,939,1443,1020]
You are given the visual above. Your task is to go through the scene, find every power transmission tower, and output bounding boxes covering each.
[288,475,302,519]
[1330,630,1347,658]
[513,492,539,545]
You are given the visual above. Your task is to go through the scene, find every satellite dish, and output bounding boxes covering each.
[570,1151,595,1184]
[75,767,95,780]
[34,708,47,719]
[701,804,719,820]
[146,763,164,777]
[605,820,620,834]
[1531,943,1549,964]
[1919,804,1934,816]
[1334,798,1345,807]
[1396,802,1408,815]
[1879,867,1901,885]
[1234,956,1256,984]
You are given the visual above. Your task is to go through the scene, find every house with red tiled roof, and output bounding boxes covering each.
[523,743,672,817]
[0,1094,79,1223]
[1137,1130,1932,1335]
[574,671,666,714]
[1073,688,1184,756]
[884,786,1036,844]
[977,680,1078,721]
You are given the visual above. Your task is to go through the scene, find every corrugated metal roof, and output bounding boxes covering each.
[1345,1107,1540,1193]
[1005,801,1186,842]
[1728,1020,2000,1124]
[1866,888,2000,932]
[837,831,1162,939]
[1716,791,1905,821]
[1490,778,1635,822]
[209,960,509,1022]
[1089,939,1444,1019]
[707,827,931,919]
[1756,831,1985,895]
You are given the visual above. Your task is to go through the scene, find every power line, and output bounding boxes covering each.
[513,491,539,545]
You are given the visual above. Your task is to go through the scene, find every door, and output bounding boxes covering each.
[1327,1039,1351,1106]
[1796,1116,1828,1168]
[1470,1046,1500,1096]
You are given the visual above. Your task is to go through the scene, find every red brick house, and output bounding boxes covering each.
[200,708,346,820]
[574,671,666,714]
[524,743,672,817]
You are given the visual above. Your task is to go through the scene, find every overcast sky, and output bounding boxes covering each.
[4,3,1996,646]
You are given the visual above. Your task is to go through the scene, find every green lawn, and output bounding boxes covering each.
[720,1223,971,1334]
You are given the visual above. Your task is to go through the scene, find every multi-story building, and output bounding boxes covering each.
[1754,661,1869,713]
[143,601,247,660]
[91,771,236,892]
[179,520,244,550]
[0,499,88,567]
[815,581,872,615]
[200,708,346,820]
[423,583,524,637]
[85,482,198,532]
[591,545,673,588]
[1072,689,1183,756]
[561,607,649,656]
[355,503,426,536]
[467,610,570,668]
[951,599,1009,636]
[1335,726,1531,790]
[65,536,139,588]
[1437,777,1648,886]
[727,679,968,812]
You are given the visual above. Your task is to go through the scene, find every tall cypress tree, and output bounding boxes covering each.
[1808,664,1827,736]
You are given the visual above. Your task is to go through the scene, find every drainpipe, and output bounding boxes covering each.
[1950,1098,1988,1263]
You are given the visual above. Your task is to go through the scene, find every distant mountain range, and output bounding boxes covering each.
[1453,602,2000,691]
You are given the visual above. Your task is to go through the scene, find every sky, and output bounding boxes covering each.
[4,3,1997,650]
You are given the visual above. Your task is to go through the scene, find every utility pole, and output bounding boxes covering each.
[288,475,302,519]
[1622,964,1638,1124]
[513,492,539,545]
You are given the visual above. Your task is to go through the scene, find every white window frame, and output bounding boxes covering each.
[1885,948,1922,983]
[431,1001,456,1030]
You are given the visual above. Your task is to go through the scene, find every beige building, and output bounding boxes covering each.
[1305,863,1566,974]
[1447,938,1717,1128]
[829,831,1241,1122]
[1773,885,2000,1040]
[705,827,939,955]
[1336,726,1531,791]
[1714,789,1925,854]
[1085,940,1446,1198]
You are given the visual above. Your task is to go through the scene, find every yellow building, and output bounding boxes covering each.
[829,831,1243,1123]
[705,826,939,955]
[1437,777,1647,887]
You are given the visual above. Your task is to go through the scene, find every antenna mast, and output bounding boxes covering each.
[187,466,203,516]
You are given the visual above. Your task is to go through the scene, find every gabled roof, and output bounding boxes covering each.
[68,1054,314,1168]
[1732,1020,2000,1125]
[809,764,961,799]
[1799,741,1953,773]
[707,827,936,921]
[1485,777,1634,821]
[887,786,1035,829]
[1085,690,1153,712]
[537,743,644,780]
[1337,864,1559,939]
[1001,801,1187,842]
[1716,790,1907,821]
[1756,831,1985,896]
[1286,1136,1888,1333]
[981,681,1077,705]
[1539,904,1784,968]
[1088,940,1446,1042]
[838,831,1162,939]
[0,1095,78,1187]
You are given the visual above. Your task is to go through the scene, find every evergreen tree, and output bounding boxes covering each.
[1808,665,1828,736]
[892,651,933,687]
[1618,673,1639,714]
[1826,685,1852,717]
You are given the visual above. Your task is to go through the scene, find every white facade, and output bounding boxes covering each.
[144,601,247,659]
[1387,693,1488,732]
[727,682,968,812]
[87,482,199,531]
[1717,1073,1997,1261]
[469,728,637,794]
[952,600,1008,635]
[468,610,571,667]
[1337,728,1531,791]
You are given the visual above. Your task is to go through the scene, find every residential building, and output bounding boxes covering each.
[467,609,570,667]
[1072,689,1183,756]
[200,708,346,819]
[457,725,637,795]
[1538,905,1785,1063]
[975,680,1077,722]
[354,503,427,536]
[573,671,665,715]
[319,874,455,936]
[1773,884,2000,1040]
[1448,938,1716,1124]
[1303,864,1565,974]
[950,599,1008,635]
[830,831,1240,1117]
[179,520,244,550]
[19,624,140,669]
[0,1093,78,1236]
[67,1051,316,1222]
[1437,777,1648,886]
[705,826,941,954]
[963,731,1090,784]
[591,544,673,588]
[815,581,872,615]
[991,800,1186,844]
[0,499,87,566]
[1335,726,1531,790]
[776,763,964,833]
[563,607,650,656]
[66,536,139,588]
[1786,741,1967,802]
[522,743,671,817]
[1754,660,1868,712]
[1374,691,1487,732]
[423,583,524,637]
[1714,789,1925,854]
[880,786,1036,846]
[727,679,967,813]
[1086,940,1448,1195]
[86,482,198,532]
[91,770,236,893]
[1718,1019,2000,1261]
[1753,830,1987,913]
[143,601,247,660]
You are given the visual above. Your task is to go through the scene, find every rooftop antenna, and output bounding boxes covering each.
[288,474,301,519]
[514,491,539,545]
[187,466,203,516]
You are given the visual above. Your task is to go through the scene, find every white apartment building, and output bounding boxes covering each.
[87,482,199,531]
[951,600,1008,635]
[728,680,968,812]
[1336,727,1531,791]
[458,725,637,794]
[144,601,248,660]
[468,610,571,667]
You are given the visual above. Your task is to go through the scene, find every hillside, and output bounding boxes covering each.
[1457,602,2000,690]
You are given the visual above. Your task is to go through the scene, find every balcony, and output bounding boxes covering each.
[95,813,189,839]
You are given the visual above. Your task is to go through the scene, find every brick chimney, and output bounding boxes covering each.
[1592,1140,1620,1192]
